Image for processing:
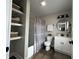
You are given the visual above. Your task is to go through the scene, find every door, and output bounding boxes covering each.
[6,0,12,59]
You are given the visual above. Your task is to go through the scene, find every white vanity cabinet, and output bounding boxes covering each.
[54,36,72,56]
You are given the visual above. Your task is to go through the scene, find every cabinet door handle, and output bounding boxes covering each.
[69,40,73,45]
[6,47,9,52]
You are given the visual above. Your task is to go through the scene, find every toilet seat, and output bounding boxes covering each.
[44,41,51,46]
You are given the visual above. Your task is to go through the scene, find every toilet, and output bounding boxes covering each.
[44,34,53,51]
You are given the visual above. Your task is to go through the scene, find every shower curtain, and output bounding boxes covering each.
[34,17,46,54]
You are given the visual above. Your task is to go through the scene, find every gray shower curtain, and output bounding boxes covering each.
[34,17,46,54]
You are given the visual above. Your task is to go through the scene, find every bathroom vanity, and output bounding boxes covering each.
[54,36,72,56]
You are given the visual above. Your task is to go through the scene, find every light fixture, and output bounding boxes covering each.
[41,0,46,6]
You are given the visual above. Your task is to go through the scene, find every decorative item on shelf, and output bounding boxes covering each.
[57,15,61,19]
[61,15,64,18]
[57,14,69,19]
[12,17,20,21]
[11,32,18,37]
[12,17,21,24]
[12,3,21,10]
[66,14,69,18]
[57,16,60,19]
[57,15,64,19]
[10,31,22,40]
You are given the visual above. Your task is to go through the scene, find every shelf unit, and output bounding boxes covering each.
[11,23,23,26]
[10,0,24,57]
[10,36,22,41]
[9,0,30,59]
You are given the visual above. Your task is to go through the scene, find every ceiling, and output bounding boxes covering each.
[30,0,72,16]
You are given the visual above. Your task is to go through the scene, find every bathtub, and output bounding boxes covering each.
[28,45,34,58]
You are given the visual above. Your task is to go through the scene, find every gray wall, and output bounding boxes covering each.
[43,10,72,37]
[28,16,35,47]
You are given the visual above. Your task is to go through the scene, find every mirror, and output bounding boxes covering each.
[56,19,69,31]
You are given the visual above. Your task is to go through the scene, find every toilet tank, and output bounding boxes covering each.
[47,36,53,41]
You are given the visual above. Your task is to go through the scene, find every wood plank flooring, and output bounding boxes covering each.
[31,49,71,59]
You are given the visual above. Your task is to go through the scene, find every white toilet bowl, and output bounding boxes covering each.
[44,34,53,51]
[44,41,51,51]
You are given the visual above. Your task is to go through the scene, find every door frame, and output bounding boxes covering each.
[6,0,12,59]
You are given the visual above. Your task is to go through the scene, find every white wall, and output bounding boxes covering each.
[43,10,72,37]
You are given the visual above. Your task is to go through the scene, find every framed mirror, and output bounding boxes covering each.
[56,19,69,31]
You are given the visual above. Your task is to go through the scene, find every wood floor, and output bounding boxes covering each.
[31,49,71,59]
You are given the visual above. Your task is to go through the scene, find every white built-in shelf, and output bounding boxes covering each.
[11,23,23,26]
[12,8,24,15]
[12,3,21,9]
[10,36,22,41]
[11,32,18,34]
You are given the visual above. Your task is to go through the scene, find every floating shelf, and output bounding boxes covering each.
[10,36,22,41]
[11,23,23,26]
[12,8,24,15]
[12,3,21,9]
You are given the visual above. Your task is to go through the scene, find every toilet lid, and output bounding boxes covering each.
[44,41,51,46]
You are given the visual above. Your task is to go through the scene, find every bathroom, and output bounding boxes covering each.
[28,0,72,59]
[6,0,72,59]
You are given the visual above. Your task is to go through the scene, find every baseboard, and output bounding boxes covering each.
[55,49,71,56]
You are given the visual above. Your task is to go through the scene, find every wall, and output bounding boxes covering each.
[28,16,35,47]
[43,10,72,37]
